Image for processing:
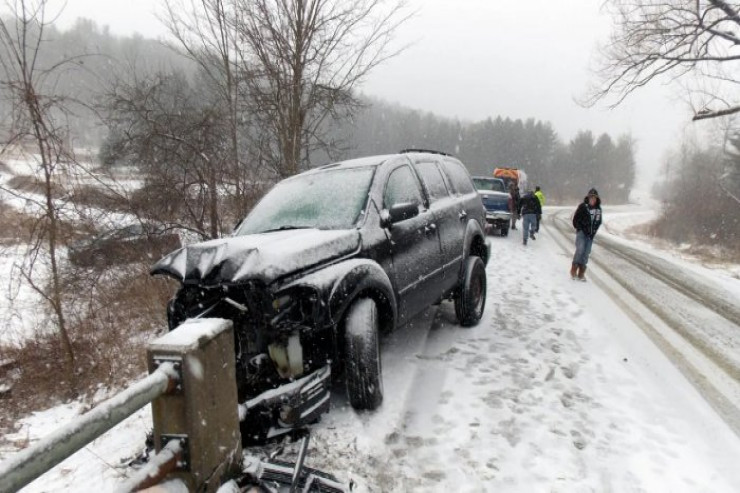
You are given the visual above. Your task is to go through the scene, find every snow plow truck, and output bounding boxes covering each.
[493,167,527,191]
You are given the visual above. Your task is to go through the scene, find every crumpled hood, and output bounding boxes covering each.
[151,229,361,285]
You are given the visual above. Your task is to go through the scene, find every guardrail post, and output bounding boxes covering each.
[146,318,242,492]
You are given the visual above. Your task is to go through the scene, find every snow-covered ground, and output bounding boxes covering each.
[0,246,45,344]
[599,204,740,292]
[4,216,740,492]
[0,153,146,346]
[305,222,740,491]
[0,403,151,492]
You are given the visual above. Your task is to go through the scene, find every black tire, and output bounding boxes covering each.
[344,298,383,410]
[501,227,509,237]
[454,256,487,327]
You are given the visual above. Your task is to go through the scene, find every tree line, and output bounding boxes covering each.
[335,98,637,204]
[651,138,740,252]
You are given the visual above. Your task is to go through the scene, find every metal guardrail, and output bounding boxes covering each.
[0,362,179,493]
[0,317,354,492]
[0,318,242,493]
[117,438,184,493]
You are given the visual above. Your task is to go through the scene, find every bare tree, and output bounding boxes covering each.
[162,0,255,216]
[104,69,232,239]
[588,0,740,121]
[235,0,409,177]
[0,0,79,385]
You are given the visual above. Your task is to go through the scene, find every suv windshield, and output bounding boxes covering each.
[473,178,506,193]
[236,167,376,235]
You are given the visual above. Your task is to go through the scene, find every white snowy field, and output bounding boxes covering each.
[3,217,740,492]
[0,153,147,345]
[0,247,47,344]
[598,204,740,293]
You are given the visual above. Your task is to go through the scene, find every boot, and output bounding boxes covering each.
[570,264,578,280]
[577,265,587,282]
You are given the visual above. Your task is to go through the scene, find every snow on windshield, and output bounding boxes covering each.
[236,167,376,235]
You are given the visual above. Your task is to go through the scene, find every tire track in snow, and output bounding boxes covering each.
[352,236,634,491]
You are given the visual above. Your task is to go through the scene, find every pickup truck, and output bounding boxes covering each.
[473,176,511,236]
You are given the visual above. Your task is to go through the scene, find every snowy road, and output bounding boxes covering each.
[304,216,740,492]
[4,213,740,492]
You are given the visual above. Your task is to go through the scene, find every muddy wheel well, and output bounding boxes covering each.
[340,288,394,335]
[333,288,393,377]
[470,234,487,263]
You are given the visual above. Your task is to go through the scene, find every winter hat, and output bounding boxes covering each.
[587,188,599,198]
[535,186,541,192]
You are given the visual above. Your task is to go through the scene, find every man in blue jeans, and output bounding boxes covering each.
[518,189,542,246]
[571,188,602,281]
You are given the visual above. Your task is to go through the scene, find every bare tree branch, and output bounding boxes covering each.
[234,0,410,177]
[587,0,740,121]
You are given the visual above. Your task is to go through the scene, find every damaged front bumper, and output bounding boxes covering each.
[238,365,332,442]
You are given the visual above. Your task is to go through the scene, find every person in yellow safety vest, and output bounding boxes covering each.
[534,186,545,232]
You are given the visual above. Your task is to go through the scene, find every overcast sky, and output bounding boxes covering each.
[51,0,696,192]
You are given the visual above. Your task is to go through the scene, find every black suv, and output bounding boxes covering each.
[151,150,489,440]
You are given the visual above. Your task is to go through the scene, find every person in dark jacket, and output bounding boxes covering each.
[518,189,542,246]
[571,188,602,281]
[508,184,520,230]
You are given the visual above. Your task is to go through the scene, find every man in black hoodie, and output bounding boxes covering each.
[518,188,542,246]
[571,188,602,281]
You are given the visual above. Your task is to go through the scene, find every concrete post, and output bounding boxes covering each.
[147,318,242,492]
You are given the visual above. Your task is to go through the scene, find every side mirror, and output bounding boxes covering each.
[381,202,419,228]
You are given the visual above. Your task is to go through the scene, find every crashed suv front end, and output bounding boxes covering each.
[151,228,364,442]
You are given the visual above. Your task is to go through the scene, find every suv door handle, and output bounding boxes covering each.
[424,223,437,235]
[459,210,468,221]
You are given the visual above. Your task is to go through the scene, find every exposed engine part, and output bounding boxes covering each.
[224,297,249,312]
[167,282,333,444]
[268,333,304,379]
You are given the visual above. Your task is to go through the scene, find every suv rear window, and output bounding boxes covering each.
[473,178,506,193]
[441,159,475,195]
[413,160,449,201]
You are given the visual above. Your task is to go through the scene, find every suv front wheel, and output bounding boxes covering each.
[344,298,383,410]
[455,256,487,326]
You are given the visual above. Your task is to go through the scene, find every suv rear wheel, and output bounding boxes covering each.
[344,298,383,410]
[454,256,487,326]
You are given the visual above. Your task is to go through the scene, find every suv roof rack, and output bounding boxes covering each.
[399,149,452,157]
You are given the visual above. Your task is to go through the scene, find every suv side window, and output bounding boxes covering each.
[413,160,450,201]
[441,159,475,195]
[384,165,425,209]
